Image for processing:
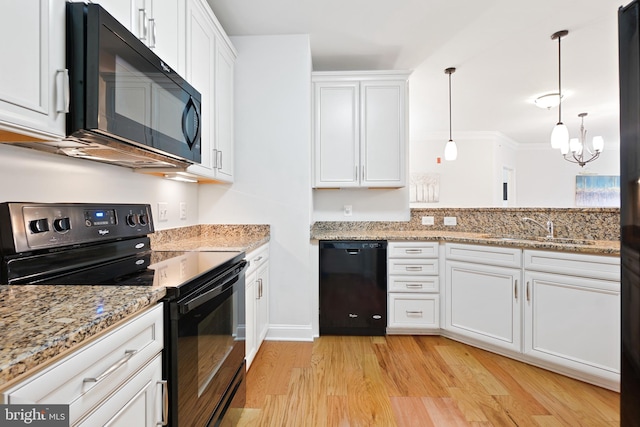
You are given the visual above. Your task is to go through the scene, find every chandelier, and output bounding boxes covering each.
[561,113,604,167]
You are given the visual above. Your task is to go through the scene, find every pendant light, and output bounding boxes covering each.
[550,30,569,150]
[444,67,457,161]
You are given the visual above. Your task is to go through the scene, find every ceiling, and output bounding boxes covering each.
[207,0,621,146]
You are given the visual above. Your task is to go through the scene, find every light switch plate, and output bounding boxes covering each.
[158,202,168,222]
[179,202,187,220]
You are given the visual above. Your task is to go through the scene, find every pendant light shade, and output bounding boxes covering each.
[551,122,569,149]
[550,30,569,149]
[444,139,457,160]
[444,67,457,161]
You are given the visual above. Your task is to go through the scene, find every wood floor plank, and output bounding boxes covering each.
[374,336,452,397]
[390,396,436,427]
[241,337,620,426]
[465,345,551,416]
[421,396,471,427]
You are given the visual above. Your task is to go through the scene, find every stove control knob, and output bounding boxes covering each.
[53,217,71,232]
[138,213,149,227]
[29,218,49,234]
[125,214,137,227]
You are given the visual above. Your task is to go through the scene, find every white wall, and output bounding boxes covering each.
[0,144,198,229]
[313,188,409,221]
[198,35,314,340]
[410,131,515,207]
[516,142,620,207]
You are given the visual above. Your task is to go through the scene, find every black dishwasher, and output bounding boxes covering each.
[319,240,387,336]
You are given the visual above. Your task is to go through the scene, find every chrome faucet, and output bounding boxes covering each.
[522,217,554,238]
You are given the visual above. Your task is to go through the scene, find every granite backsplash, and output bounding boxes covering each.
[312,208,620,241]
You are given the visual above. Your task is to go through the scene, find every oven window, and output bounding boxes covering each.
[176,280,245,427]
[197,291,236,396]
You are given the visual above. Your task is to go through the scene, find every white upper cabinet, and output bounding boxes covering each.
[0,0,67,140]
[312,71,410,188]
[91,0,185,73]
[183,0,236,183]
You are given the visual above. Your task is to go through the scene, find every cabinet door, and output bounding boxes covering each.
[147,0,185,74]
[0,0,66,139]
[245,270,257,370]
[313,81,360,187]
[523,271,620,379]
[77,355,165,427]
[256,260,269,345]
[214,37,235,183]
[184,0,216,176]
[445,260,521,352]
[360,80,406,187]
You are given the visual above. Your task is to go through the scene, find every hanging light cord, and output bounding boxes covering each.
[557,33,562,124]
[448,71,452,141]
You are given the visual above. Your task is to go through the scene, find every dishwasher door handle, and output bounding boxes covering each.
[346,249,360,255]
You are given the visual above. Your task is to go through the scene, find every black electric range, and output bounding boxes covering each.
[0,202,248,427]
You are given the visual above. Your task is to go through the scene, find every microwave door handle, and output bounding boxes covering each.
[181,97,201,149]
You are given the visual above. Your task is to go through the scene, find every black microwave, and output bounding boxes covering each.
[66,3,201,165]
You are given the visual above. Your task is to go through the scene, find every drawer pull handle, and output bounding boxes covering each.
[157,380,168,426]
[406,266,423,271]
[84,349,137,384]
[405,249,423,254]
[254,256,263,262]
[406,284,424,289]
[406,310,423,316]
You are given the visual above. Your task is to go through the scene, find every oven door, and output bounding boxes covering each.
[165,262,246,427]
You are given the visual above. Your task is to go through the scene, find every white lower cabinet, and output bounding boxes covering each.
[443,243,621,390]
[76,355,163,427]
[2,304,166,427]
[445,259,521,353]
[523,250,620,389]
[387,241,440,333]
[245,243,269,370]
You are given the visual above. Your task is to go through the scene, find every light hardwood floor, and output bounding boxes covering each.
[233,335,619,426]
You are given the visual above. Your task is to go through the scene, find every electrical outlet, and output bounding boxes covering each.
[421,216,435,225]
[344,205,353,216]
[179,202,187,220]
[157,202,168,222]
[444,216,457,226]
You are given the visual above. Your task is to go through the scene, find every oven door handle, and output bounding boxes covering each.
[178,261,247,314]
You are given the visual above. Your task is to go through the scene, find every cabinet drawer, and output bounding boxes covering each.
[445,243,522,268]
[388,258,438,275]
[388,241,438,258]
[246,244,269,275]
[389,275,439,293]
[5,304,163,425]
[388,294,439,328]
[524,249,620,281]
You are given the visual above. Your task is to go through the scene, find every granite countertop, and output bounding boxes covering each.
[0,224,270,390]
[0,285,166,390]
[310,229,620,256]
